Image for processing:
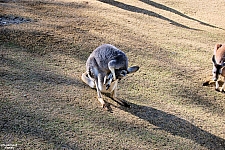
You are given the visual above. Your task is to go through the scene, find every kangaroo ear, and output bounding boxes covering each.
[215,44,222,50]
[214,44,222,54]
[127,66,139,74]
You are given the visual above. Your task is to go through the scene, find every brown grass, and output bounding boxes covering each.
[1,0,225,149]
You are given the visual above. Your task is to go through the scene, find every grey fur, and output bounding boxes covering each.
[81,44,139,109]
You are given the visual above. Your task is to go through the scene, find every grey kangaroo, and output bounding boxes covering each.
[81,44,139,109]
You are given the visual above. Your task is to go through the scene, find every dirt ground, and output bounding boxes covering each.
[1,0,225,149]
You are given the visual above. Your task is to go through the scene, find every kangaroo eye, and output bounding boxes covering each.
[120,70,127,76]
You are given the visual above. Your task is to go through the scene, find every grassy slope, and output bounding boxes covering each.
[1,0,225,149]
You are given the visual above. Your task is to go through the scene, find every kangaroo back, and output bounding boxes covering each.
[86,44,128,74]
[214,44,225,65]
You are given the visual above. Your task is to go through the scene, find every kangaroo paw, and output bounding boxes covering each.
[215,88,220,92]
[106,84,110,90]
[102,103,112,112]
[98,98,105,107]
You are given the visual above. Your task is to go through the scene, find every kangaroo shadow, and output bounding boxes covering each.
[98,0,198,30]
[139,0,224,30]
[1,56,84,87]
[120,102,225,149]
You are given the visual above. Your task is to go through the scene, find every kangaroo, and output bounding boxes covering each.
[81,44,139,109]
[212,43,225,91]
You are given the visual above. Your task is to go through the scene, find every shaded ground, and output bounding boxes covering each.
[0,15,32,26]
[1,0,225,149]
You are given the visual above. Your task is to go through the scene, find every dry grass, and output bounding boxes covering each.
[1,0,225,149]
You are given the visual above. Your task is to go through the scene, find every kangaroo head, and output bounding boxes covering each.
[115,69,127,80]
[115,66,140,80]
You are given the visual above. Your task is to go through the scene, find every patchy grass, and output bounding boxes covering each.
[1,0,225,149]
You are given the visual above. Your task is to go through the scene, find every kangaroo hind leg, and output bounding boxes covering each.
[110,81,130,108]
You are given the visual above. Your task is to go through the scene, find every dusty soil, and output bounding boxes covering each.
[1,0,225,149]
